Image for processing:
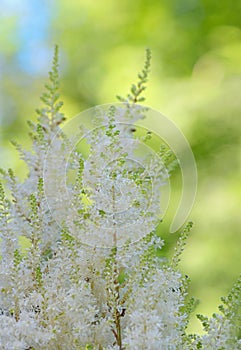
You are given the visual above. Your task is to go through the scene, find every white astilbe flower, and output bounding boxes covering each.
[0,312,52,350]
[123,268,186,350]
[197,314,240,350]
[0,47,240,350]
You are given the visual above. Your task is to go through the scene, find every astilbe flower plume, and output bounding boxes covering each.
[0,46,240,350]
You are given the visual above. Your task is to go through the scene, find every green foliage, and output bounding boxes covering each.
[0,182,9,217]
[196,314,210,332]
[171,221,193,269]
[61,224,75,246]
[117,48,151,104]
[13,249,23,267]
[158,143,178,174]
[36,45,65,128]
[219,275,241,336]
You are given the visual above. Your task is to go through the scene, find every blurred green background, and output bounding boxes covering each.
[0,0,240,333]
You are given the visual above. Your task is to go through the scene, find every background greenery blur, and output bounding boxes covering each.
[0,0,240,333]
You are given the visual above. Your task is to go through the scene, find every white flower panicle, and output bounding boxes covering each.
[0,46,240,349]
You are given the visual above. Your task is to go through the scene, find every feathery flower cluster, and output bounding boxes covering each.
[0,46,240,349]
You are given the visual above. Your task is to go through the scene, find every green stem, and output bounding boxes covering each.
[111,185,122,350]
